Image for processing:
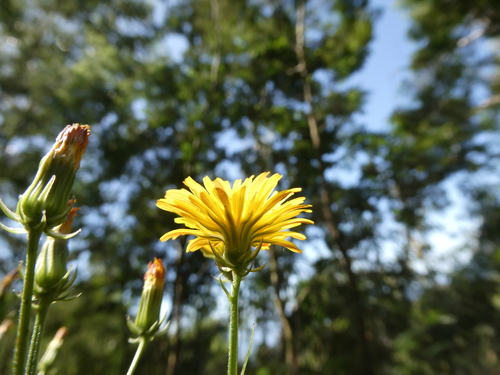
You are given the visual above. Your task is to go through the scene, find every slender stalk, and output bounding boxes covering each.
[13,228,43,375]
[26,298,50,375]
[126,337,148,375]
[227,272,242,375]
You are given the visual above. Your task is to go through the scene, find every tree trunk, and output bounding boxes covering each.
[293,1,373,373]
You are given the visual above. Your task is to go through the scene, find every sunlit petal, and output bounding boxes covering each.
[157,172,314,270]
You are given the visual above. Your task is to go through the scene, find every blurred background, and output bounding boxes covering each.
[1,0,500,374]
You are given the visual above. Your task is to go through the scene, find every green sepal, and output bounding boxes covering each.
[45,227,81,240]
[127,314,170,342]
[17,207,48,233]
[33,266,78,303]
[0,198,21,222]
[38,176,56,207]
[0,222,27,234]
[127,315,143,337]
[209,241,236,270]
[249,262,267,273]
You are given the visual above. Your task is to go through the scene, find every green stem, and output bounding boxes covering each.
[227,272,242,375]
[26,298,51,375]
[13,228,43,375]
[126,337,148,375]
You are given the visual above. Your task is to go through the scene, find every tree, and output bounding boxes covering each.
[2,0,500,374]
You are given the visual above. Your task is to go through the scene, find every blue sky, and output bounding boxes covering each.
[319,0,482,274]
[354,0,416,132]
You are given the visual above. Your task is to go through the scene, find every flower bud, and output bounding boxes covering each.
[17,124,90,230]
[134,258,165,334]
[38,327,68,375]
[34,208,78,292]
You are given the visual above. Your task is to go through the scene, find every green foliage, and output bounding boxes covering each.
[1,0,500,374]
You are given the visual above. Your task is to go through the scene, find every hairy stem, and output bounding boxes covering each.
[26,298,50,375]
[13,228,42,375]
[227,272,242,375]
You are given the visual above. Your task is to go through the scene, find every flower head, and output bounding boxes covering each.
[157,172,313,272]
[17,124,90,230]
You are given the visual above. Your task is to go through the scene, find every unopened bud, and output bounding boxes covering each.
[34,208,78,293]
[17,124,90,230]
[134,258,165,334]
[38,327,68,375]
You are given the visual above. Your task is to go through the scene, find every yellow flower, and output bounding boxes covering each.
[157,172,313,271]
